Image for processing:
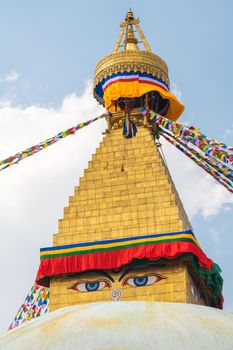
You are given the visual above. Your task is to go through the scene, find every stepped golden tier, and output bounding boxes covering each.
[35,10,223,312]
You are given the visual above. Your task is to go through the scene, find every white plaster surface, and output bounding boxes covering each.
[1,302,233,350]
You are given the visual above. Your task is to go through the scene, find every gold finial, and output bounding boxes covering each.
[125,8,134,21]
[113,9,152,53]
[126,25,138,44]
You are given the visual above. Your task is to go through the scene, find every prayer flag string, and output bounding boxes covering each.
[123,113,137,138]
[160,130,233,193]
[141,107,233,193]
[142,107,233,167]
[0,113,109,172]
[8,284,49,330]
[161,128,233,183]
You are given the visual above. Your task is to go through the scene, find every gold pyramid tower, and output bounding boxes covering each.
[36,10,222,312]
[53,128,191,246]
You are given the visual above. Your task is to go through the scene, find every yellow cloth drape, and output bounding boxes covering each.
[104,81,184,121]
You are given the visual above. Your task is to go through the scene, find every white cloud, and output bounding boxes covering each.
[209,226,226,244]
[0,70,19,83]
[170,81,182,101]
[223,125,233,139]
[0,100,12,108]
[223,206,232,213]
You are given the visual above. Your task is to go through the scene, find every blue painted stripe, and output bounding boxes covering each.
[40,230,194,252]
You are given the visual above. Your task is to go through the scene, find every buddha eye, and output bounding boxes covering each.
[70,280,110,292]
[123,274,162,287]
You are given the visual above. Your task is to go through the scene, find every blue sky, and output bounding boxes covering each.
[0,0,232,332]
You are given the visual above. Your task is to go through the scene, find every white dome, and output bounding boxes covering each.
[1,302,233,350]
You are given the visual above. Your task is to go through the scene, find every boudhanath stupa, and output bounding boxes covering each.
[1,9,233,350]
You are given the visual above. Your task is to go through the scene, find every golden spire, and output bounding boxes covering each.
[94,10,169,99]
[124,9,139,51]
[93,10,184,121]
[125,24,139,51]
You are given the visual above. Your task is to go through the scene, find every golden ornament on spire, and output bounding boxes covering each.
[93,9,184,122]
[124,24,139,51]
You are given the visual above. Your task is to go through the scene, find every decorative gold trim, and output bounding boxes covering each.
[94,50,169,90]
[113,25,125,53]
[105,108,146,130]
[134,21,152,53]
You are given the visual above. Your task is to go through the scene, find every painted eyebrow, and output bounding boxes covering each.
[66,270,115,282]
[76,270,115,283]
[118,267,166,282]
[94,270,115,282]
[118,268,132,282]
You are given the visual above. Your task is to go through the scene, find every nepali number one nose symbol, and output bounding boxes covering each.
[112,289,122,301]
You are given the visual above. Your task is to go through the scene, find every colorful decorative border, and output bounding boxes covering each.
[102,72,169,93]
[37,230,214,284]
[40,230,199,259]
[94,71,169,101]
